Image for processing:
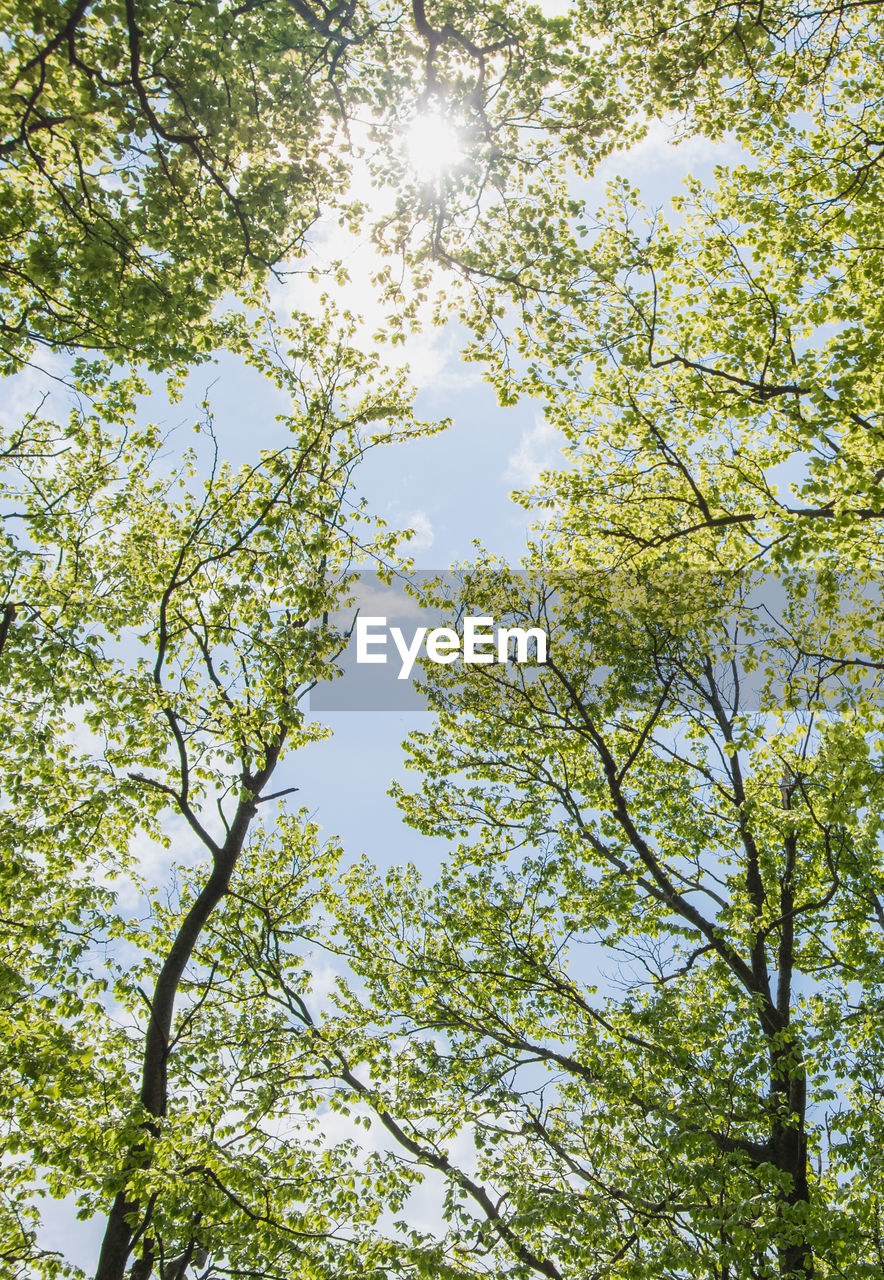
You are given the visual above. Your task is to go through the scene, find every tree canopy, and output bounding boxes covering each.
[5,1,884,1279]
[0,0,601,369]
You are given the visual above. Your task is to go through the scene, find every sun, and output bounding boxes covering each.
[404,112,464,182]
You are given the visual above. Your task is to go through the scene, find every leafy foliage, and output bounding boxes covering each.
[8,1,884,1279]
[0,0,611,370]
[302,5,884,1280]
[0,316,426,1279]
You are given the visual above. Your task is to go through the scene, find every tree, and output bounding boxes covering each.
[279,4,884,1279]
[0,314,428,1280]
[322,561,884,1278]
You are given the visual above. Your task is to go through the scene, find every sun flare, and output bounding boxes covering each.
[404,112,464,181]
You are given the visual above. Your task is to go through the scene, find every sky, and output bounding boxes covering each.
[23,102,747,1267]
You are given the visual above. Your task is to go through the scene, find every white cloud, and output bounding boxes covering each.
[504,413,563,488]
[270,213,459,394]
[596,117,746,186]
[336,579,427,620]
[403,509,435,552]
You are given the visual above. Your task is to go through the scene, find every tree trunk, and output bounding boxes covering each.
[94,795,258,1280]
[772,1062,814,1279]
